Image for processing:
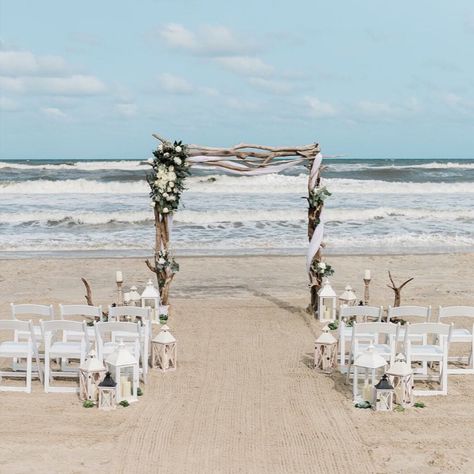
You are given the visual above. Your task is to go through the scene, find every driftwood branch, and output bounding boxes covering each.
[81,278,94,306]
[387,271,414,307]
[145,259,156,273]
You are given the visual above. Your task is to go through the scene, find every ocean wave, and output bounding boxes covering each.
[1,175,473,195]
[0,160,149,171]
[1,206,472,227]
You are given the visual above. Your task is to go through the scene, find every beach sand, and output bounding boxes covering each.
[0,254,473,473]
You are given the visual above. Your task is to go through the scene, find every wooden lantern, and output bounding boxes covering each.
[141,279,161,323]
[98,372,117,410]
[386,353,414,408]
[152,326,177,372]
[339,285,357,308]
[79,350,106,402]
[105,340,139,402]
[352,345,387,403]
[318,279,337,322]
[314,326,337,373]
[373,374,394,411]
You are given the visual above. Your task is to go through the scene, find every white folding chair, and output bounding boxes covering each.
[405,322,452,396]
[41,320,88,393]
[108,306,151,383]
[0,320,43,393]
[438,306,474,374]
[346,321,400,387]
[338,306,383,372]
[94,321,145,382]
[10,303,54,370]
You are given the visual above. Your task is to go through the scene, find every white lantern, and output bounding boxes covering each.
[373,374,394,411]
[314,326,337,373]
[79,350,106,402]
[152,326,177,372]
[129,286,141,306]
[98,371,117,410]
[339,285,357,307]
[105,340,139,402]
[141,279,161,323]
[386,353,414,408]
[318,279,337,321]
[352,345,387,403]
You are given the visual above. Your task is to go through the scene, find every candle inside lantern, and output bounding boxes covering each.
[362,381,373,402]
[120,376,131,398]
[364,269,371,280]
[116,271,123,283]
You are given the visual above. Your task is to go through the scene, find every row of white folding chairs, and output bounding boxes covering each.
[338,305,474,374]
[345,321,453,397]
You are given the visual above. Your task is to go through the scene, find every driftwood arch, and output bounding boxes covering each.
[146,133,330,315]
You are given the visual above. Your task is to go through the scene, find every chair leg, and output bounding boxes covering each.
[44,353,50,393]
[26,352,32,393]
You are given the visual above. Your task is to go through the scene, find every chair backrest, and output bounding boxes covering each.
[438,306,474,320]
[405,322,452,341]
[59,304,102,322]
[41,320,87,343]
[339,305,382,322]
[95,321,140,338]
[388,305,431,323]
[11,304,54,322]
[0,319,33,333]
[108,306,150,322]
[352,321,399,336]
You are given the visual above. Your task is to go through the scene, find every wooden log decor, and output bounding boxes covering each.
[387,271,414,307]
[148,133,332,313]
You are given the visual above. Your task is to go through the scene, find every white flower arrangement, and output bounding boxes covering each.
[175,145,182,153]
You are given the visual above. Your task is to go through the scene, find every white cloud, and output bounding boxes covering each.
[0,74,106,95]
[0,47,106,96]
[115,103,138,117]
[248,77,293,94]
[41,107,68,119]
[160,23,197,50]
[442,93,474,113]
[356,100,395,116]
[158,73,194,94]
[159,23,255,55]
[305,97,338,118]
[355,98,422,118]
[215,56,274,77]
[0,97,18,111]
[223,97,259,111]
[0,50,68,76]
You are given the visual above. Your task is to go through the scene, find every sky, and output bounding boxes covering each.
[0,0,473,160]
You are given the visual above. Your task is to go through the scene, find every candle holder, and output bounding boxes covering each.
[116,281,124,306]
[363,278,371,306]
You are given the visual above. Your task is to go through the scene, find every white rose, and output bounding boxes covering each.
[147,158,154,164]
[174,157,182,165]
[164,152,170,158]
[168,165,174,171]
[150,201,156,207]
[158,257,166,265]
[163,192,169,198]
[154,180,160,186]
[169,181,175,188]
[318,262,326,270]
[157,144,163,152]
[162,207,169,213]
[169,195,176,201]
[175,145,182,153]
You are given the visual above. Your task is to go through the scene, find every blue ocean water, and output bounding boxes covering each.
[0,158,473,257]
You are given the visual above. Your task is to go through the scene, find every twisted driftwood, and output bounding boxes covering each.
[387,271,414,307]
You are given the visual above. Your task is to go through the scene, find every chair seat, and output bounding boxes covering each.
[49,342,83,356]
[451,328,472,340]
[342,327,376,339]
[410,345,444,357]
[0,341,31,356]
[357,343,392,357]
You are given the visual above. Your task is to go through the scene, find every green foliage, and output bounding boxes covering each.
[147,140,191,215]
[137,387,143,397]
[83,400,95,408]
[310,260,335,278]
[414,402,426,408]
[327,321,339,331]
[394,405,405,412]
[119,400,130,407]
[355,401,372,409]
[307,185,332,207]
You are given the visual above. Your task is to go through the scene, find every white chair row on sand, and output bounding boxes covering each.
[335,305,474,398]
[0,304,156,393]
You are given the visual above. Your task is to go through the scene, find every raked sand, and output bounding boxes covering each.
[0,254,473,473]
